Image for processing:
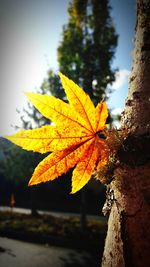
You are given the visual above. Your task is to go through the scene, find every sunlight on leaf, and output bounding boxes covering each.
[4,72,110,193]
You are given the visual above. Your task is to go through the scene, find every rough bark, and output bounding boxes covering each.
[102,1,150,266]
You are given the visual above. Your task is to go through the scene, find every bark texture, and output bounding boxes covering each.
[102,1,150,266]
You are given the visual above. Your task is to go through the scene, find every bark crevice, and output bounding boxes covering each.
[120,211,133,267]
[117,132,150,166]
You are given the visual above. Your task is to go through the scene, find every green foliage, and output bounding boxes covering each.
[58,0,118,104]
[46,70,65,99]
[0,138,43,185]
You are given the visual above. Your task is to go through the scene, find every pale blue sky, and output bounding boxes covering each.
[0,0,136,135]
[108,0,135,112]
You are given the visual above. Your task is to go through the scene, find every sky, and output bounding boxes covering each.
[0,0,136,135]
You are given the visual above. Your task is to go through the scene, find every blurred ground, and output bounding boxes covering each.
[0,208,106,266]
[0,209,107,251]
[0,237,99,267]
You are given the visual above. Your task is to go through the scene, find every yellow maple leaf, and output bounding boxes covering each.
[5,72,110,193]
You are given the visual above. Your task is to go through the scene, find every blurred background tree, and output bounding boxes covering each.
[58,0,118,104]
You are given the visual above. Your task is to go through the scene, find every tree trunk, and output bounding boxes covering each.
[102,1,150,266]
